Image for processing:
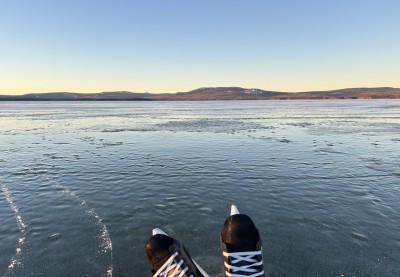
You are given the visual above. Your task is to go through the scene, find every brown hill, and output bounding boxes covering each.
[149,87,289,100]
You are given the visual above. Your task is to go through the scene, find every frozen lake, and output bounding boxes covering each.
[0,100,399,276]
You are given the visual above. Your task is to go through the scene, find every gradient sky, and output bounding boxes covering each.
[1,0,399,94]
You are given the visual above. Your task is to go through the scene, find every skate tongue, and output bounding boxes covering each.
[226,239,257,252]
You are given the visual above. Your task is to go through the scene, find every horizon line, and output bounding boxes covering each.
[1,85,399,96]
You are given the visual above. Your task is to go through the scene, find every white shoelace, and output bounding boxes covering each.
[154,252,194,277]
[223,250,264,277]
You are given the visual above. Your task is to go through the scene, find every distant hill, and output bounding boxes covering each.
[1,87,400,101]
[150,87,290,100]
[289,87,400,100]
[0,91,153,101]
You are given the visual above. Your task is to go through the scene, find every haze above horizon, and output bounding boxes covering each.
[1,0,399,95]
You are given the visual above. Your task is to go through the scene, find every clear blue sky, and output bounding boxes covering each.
[1,0,399,94]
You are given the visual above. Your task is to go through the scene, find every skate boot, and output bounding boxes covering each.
[220,205,264,277]
[145,228,209,277]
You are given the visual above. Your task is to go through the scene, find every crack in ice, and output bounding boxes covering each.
[47,178,113,277]
[1,181,27,276]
